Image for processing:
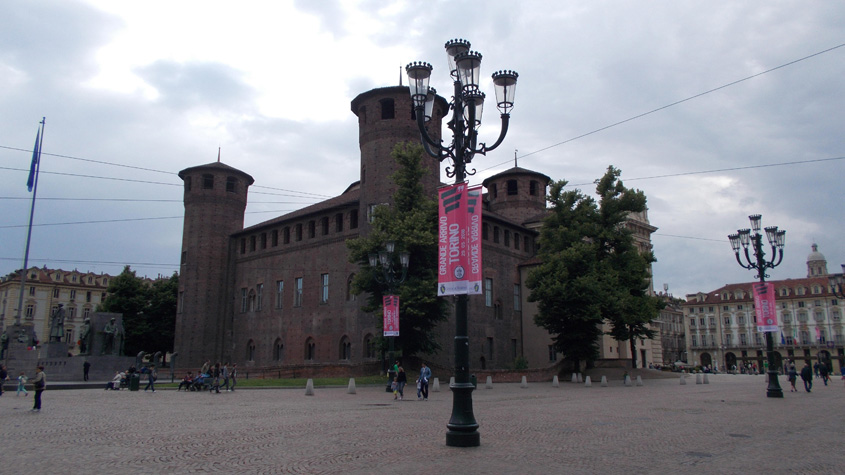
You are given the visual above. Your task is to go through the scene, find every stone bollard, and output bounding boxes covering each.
[432,378,440,392]
[485,375,493,389]
[695,373,702,384]
[584,376,592,387]
[680,374,686,385]
[635,375,643,387]
[449,376,455,387]
[600,376,608,387]
[347,378,356,394]
[703,374,709,384]
[552,375,560,387]
[305,378,315,396]
[577,373,583,383]
[765,373,769,383]
[571,373,578,383]
[520,376,529,388]
[624,375,632,387]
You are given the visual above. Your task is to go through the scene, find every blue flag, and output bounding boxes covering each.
[780,331,785,345]
[27,128,40,192]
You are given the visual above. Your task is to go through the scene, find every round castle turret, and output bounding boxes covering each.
[175,161,254,369]
[481,167,551,223]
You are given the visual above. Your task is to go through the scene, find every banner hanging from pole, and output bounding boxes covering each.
[466,185,483,294]
[753,282,778,332]
[383,295,399,337]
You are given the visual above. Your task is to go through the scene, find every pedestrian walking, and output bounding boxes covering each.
[31,365,46,411]
[819,363,830,386]
[800,363,813,393]
[0,364,7,396]
[211,362,221,393]
[83,361,91,381]
[395,366,407,400]
[221,363,230,392]
[17,371,29,396]
[417,362,431,401]
[229,364,238,391]
[787,363,797,392]
[144,365,157,392]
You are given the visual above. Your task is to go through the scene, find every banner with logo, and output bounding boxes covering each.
[383,295,399,337]
[753,282,778,332]
[465,185,483,294]
[438,183,469,296]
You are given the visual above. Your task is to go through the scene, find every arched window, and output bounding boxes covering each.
[380,98,395,119]
[529,180,538,196]
[247,340,256,362]
[363,334,376,359]
[248,289,256,311]
[202,174,214,189]
[273,338,284,362]
[226,176,237,193]
[339,336,351,360]
[305,338,316,361]
[507,179,518,195]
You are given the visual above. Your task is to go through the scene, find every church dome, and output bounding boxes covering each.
[807,243,825,262]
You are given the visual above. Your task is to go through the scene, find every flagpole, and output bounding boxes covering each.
[15,117,45,327]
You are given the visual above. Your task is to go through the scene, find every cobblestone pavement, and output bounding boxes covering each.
[1,374,842,474]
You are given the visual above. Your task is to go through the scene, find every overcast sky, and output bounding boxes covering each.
[2,0,843,298]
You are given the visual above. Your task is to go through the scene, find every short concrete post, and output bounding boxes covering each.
[571,373,578,383]
[485,375,493,389]
[577,373,583,383]
[305,378,315,396]
[695,373,702,384]
[520,376,528,388]
[600,376,608,387]
[346,378,356,394]
[680,374,686,385]
[703,374,709,384]
[635,375,643,387]
[552,375,560,387]
[432,377,440,392]
[624,375,632,387]
[584,376,592,387]
[449,376,455,387]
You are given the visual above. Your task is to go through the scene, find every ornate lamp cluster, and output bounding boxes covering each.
[728,214,786,281]
[727,214,786,398]
[368,241,410,294]
[406,38,518,180]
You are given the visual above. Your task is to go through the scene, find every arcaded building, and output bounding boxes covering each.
[174,85,658,372]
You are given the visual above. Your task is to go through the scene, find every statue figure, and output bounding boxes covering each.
[0,330,8,358]
[78,318,92,354]
[49,304,66,342]
[102,317,118,355]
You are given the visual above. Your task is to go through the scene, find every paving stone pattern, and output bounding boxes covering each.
[1,374,842,474]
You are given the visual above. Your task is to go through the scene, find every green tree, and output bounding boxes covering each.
[98,266,178,356]
[527,166,662,372]
[347,142,448,358]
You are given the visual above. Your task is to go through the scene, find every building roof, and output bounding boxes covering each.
[683,276,835,305]
[481,166,551,187]
[178,161,255,185]
[237,185,360,235]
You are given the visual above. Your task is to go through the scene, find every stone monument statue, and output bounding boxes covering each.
[102,317,118,355]
[78,318,92,354]
[49,304,66,343]
[0,330,8,358]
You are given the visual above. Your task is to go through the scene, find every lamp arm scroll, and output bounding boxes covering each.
[479,114,510,154]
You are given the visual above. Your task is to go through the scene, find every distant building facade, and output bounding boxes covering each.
[174,85,660,372]
[0,267,115,353]
[683,244,844,372]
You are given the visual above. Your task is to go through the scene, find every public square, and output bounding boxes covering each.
[1,373,842,474]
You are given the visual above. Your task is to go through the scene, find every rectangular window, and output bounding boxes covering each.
[296,224,303,241]
[723,316,731,325]
[284,227,291,244]
[83,307,91,319]
[485,278,493,307]
[294,277,303,307]
[256,283,263,310]
[70,290,77,300]
[29,286,35,296]
[513,284,521,312]
[272,230,279,247]
[548,345,557,362]
[709,317,715,327]
[241,288,248,313]
[86,291,92,302]
[276,280,284,309]
[240,238,246,254]
[320,273,329,303]
[724,334,732,345]
[67,307,76,319]
[737,305,743,310]
[739,333,747,345]
[691,335,697,347]
[738,315,745,324]
[53,288,60,298]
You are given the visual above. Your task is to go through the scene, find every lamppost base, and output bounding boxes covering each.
[446,430,480,447]
[766,371,783,398]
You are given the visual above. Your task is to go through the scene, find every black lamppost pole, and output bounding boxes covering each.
[728,214,786,398]
[368,241,410,369]
[406,39,518,447]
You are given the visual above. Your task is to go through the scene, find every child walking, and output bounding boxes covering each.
[17,372,28,396]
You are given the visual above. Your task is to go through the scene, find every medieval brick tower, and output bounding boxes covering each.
[175,162,254,369]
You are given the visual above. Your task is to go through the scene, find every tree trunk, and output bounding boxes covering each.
[629,334,638,369]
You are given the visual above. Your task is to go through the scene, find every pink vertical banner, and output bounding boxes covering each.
[466,185,483,294]
[753,282,778,332]
[438,183,469,296]
[383,295,399,337]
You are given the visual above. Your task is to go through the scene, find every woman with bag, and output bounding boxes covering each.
[31,365,45,411]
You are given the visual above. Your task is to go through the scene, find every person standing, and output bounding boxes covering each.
[211,363,221,393]
[417,363,431,401]
[787,363,798,392]
[83,361,91,382]
[0,364,8,396]
[31,365,46,411]
[220,363,230,392]
[395,366,407,400]
[144,365,157,392]
[800,363,813,393]
[229,364,238,392]
[17,371,29,396]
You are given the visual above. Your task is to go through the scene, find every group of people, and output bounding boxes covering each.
[103,364,159,391]
[176,360,238,393]
[389,361,431,401]
[0,364,46,411]
[786,360,838,392]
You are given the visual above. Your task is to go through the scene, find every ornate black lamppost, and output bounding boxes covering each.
[728,214,786,398]
[829,264,845,300]
[368,241,410,370]
[406,39,517,447]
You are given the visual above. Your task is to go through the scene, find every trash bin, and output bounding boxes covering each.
[470,374,477,389]
[129,373,141,391]
[385,371,396,392]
